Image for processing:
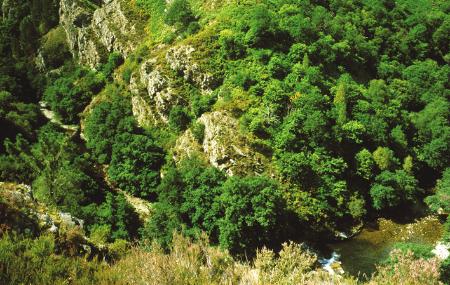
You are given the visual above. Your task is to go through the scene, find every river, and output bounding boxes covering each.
[322,216,443,279]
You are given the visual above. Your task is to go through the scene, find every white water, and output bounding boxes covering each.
[319,251,344,275]
[432,242,450,260]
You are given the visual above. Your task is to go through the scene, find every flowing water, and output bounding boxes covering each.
[325,216,443,279]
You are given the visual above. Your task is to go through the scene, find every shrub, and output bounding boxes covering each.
[102,52,124,80]
[168,106,191,132]
[191,122,205,143]
[440,257,450,284]
[122,67,133,83]
[391,242,434,259]
[368,250,442,285]
[165,0,196,28]
[0,234,101,284]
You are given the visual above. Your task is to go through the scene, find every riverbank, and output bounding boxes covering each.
[325,216,443,279]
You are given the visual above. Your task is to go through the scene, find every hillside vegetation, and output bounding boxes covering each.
[0,0,449,283]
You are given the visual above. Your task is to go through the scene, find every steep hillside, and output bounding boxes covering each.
[0,0,449,284]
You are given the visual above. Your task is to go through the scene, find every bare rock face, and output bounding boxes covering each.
[130,59,179,127]
[91,0,138,57]
[166,45,217,92]
[131,95,158,127]
[173,129,204,162]
[60,0,140,68]
[130,45,219,127]
[0,182,83,235]
[174,111,267,176]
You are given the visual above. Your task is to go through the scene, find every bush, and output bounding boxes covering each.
[102,52,124,80]
[165,0,196,27]
[122,67,133,83]
[40,26,71,69]
[191,122,205,143]
[218,29,246,59]
[0,234,101,284]
[369,249,442,285]
[168,106,191,132]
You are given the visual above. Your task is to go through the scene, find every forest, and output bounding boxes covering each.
[0,0,449,284]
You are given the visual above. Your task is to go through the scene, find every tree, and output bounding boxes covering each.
[356,149,375,180]
[425,168,450,214]
[178,158,226,239]
[217,176,286,256]
[141,166,185,249]
[370,170,419,210]
[44,67,105,124]
[373,146,397,171]
[84,88,136,163]
[412,98,449,171]
[102,52,124,80]
[97,192,140,241]
[241,4,278,47]
[168,106,191,132]
[165,0,197,33]
[108,133,165,199]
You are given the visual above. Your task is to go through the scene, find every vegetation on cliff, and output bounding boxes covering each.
[0,0,449,283]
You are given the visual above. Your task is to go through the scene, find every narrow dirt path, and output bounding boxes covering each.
[39,101,79,132]
[101,165,152,222]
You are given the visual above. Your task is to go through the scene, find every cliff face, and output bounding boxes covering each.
[57,1,269,177]
[129,45,217,127]
[130,60,178,126]
[174,111,268,176]
[60,0,142,68]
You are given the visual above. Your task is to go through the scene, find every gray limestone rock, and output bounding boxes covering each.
[174,111,267,176]
[59,0,141,68]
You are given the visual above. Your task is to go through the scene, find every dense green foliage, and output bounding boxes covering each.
[83,85,137,164]
[1,0,449,282]
[108,133,164,199]
[129,0,450,259]
[142,158,291,255]
[44,65,105,124]
[391,242,435,259]
[0,123,140,241]
[426,168,450,214]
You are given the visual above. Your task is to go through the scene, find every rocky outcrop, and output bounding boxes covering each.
[0,182,109,258]
[130,45,219,127]
[0,182,83,235]
[173,129,204,161]
[166,45,217,92]
[60,0,141,68]
[131,95,158,127]
[130,59,179,126]
[174,111,267,176]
